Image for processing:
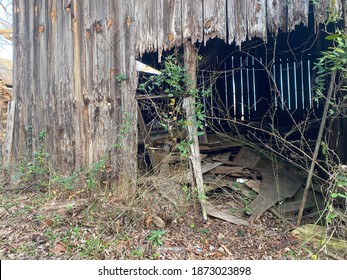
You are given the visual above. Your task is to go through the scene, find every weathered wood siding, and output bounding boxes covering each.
[8,0,137,190]
[134,0,343,58]
[5,0,343,181]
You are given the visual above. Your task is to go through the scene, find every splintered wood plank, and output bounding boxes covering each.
[203,0,226,45]
[232,147,261,168]
[209,165,247,176]
[313,0,343,27]
[234,0,247,46]
[135,0,158,56]
[157,0,182,59]
[248,159,305,223]
[182,0,203,43]
[287,0,309,31]
[266,0,287,33]
[244,179,261,193]
[201,161,223,174]
[226,0,236,44]
[212,151,232,162]
[247,0,267,41]
[206,203,250,226]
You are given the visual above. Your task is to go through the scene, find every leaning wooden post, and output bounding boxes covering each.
[183,40,207,221]
[296,70,336,226]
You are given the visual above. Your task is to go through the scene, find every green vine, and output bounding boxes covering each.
[138,55,211,158]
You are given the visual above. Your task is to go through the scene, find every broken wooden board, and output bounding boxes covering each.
[199,132,242,152]
[277,199,316,214]
[41,199,87,211]
[202,161,223,173]
[206,203,250,226]
[244,179,261,193]
[248,157,305,223]
[232,147,261,168]
[212,151,232,162]
[209,165,255,177]
[203,177,258,200]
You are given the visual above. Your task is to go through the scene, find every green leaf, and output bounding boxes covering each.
[325,34,339,40]
[331,193,338,198]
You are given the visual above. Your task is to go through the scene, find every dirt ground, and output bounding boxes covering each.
[0,186,325,260]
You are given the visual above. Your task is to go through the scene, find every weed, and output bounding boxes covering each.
[243,201,252,216]
[130,248,145,259]
[13,130,50,188]
[147,230,166,246]
[199,228,209,234]
[115,73,127,84]
[85,159,106,191]
[79,237,107,259]
[44,229,61,242]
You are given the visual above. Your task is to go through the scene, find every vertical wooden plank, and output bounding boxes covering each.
[8,0,138,190]
[7,0,32,161]
[203,0,226,45]
[247,0,267,41]
[156,0,182,59]
[112,0,138,193]
[234,0,247,46]
[266,0,287,33]
[313,0,342,27]
[287,0,309,31]
[226,0,236,44]
[313,0,330,25]
[182,0,203,44]
[183,41,207,221]
[134,0,157,57]
[0,80,4,154]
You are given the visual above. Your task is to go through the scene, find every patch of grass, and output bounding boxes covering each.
[130,248,145,259]
[18,243,37,258]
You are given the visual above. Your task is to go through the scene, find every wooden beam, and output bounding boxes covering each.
[183,40,207,221]
[137,104,159,168]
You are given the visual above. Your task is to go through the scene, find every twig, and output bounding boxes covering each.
[296,70,337,226]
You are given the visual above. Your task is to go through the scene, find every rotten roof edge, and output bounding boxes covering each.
[135,0,344,60]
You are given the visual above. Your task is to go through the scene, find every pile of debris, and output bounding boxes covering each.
[140,131,325,227]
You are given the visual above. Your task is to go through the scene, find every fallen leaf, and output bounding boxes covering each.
[43,219,53,227]
[53,242,66,253]
[145,215,153,228]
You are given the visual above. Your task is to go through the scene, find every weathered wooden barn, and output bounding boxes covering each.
[3,0,346,191]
